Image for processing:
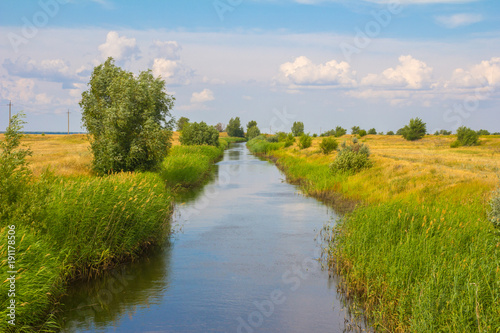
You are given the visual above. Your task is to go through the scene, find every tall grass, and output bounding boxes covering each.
[247,135,500,332]
[246,136,285,154]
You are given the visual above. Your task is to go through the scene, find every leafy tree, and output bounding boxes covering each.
[312,133,318,138]
[351,126,360,135]
[396,128,404,135]
[180,121,219,146]
[320,129,335,137]
[401,118,426,141]
[435,129,452,135]
[298,133,312,149]
[451,126,479,147]
[292,121,305,137]
[335,126,347,137]
[359,129,367,137]
[246,126,261,140]
[368,128,377,135]
[387,131,395,135]
[226,117,244,137]
[215,123,225,132]
[80,58,174,174]
[319,137,338,154]
[247,120,257,130]
[176,117,190,131]
[477,129,490,136]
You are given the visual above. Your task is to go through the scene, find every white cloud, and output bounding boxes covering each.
[190,89,215,103]
[0,78,35,102]
[446,57,500,88]
[152,58,194,85]
[278,56,356,87]
[98,31,140,61]
[361,55,433,89]
[151,40,181,60]
[435,13,483,28]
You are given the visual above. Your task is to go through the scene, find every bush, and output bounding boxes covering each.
[176,117,190,131]
[276,132,288,142]
[435,129,452,135]
[312,133,318,138]
[488,187,500,229]
[226,117,244,137]
[292,121,304,137]
[80,58,174,174]
[246,125,261,140]
[266,134,279,143]
[477,129,490,136]
[335,126,347,137]
[401,118,427,141]
[320,129,335,137]
[319,137,338,154]
[180,121,219,146]
[368,128,377,135]
[298,133,312,149]
[359,129,367,137]
[284,133,295,147]
[330,138,372,173]
[387,131,394,135]
[452,126,479,147]
[351,126,360,135]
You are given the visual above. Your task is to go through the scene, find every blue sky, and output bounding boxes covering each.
[1,0,499,133]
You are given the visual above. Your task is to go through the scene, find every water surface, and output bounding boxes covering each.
[60,143,354,332]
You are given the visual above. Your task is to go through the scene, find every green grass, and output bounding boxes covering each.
[246,135,500,332]
[246,136,285,154]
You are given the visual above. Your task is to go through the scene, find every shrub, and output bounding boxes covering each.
[266,134,279,143]
[321,129,335,137]
[351,126,360,135]
[330,138,372,173]
[226,117,245,137]
[319,137,338,154]
[312,133,318,138]
[180,121,219,146]
[451,126,479,147]
[215,122,225,132]
[401,118,426,141]
[359,129,367,137]
[368,128,377,135]
[284,133,295,147]
[246,125,261,140]
[292,121,305,137]
[477,129,490,136]
[80,58,174,174]
[335,126,347,137]
[298,133,312,149]
[387,131,395,135]
[276,132,288,142]
[488,187,500,229]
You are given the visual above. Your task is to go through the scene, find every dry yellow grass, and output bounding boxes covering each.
[283,134,500,203]
[0,132,223,176]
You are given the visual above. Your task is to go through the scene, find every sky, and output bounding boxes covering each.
[0,0,499,134]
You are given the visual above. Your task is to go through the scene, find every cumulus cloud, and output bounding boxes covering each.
[98,31,140,61]
[190,89,215,104]
[278,56,356,87]
[3,57,82,88]
[152,58,194,85]
[361,55,434,89]
[151,40,181,60]
[435,13,483,28]
[446,57,500,88]
[0,78,35,102]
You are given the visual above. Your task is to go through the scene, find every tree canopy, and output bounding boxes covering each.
[226,117,244,137]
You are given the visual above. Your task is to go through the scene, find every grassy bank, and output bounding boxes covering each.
[247,135,500,332]
[0,134,243,332]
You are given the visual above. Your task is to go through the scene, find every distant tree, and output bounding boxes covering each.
[396,128,404,135]
[176,117,190,131]
[351,126,360,135]
[477,129,490,136]
[80,58,174,174]
[292,121,305,137]
[215,123,225,132]
[180,121,219,146]
[226,117,244,137]
[298,133,312,149]
[401,118,426,141]
[312,133,318,137]
[246,126,261,140]
[435,129,452,135]
[320,129,335,137]
[247,120,258,130]
[335,126,347,137]
[368,128,377,135]
[359,129,367,137]
[387,131,395,135]
[493,132,500,135]
[319,137,338,154]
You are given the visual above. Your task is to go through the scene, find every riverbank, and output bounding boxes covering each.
[0,135,244,332]
[247,135,500,332]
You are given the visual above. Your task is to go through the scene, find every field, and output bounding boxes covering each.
[247,134,500,332]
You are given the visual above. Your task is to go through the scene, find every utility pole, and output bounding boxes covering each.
[67,109,70,134]
[8,100,12,126]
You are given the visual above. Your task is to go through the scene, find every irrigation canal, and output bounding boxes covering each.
[59,142,361,332]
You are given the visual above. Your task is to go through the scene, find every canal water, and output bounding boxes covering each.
[60,143,356,332]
